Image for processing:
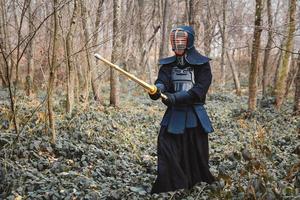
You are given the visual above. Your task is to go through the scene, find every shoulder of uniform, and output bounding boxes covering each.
[185,47,211,66]
[158,56,176,65]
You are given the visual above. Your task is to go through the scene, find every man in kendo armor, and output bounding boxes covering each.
[149,26,215,193]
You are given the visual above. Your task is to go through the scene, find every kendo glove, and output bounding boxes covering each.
[162,91,196,106]
[173,91,196,105]
[149,83,166,100]
[162,92,176,106]
[148,88,161,100]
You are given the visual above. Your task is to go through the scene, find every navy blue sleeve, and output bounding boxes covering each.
[189,62,212,101]
[154,65,172,93]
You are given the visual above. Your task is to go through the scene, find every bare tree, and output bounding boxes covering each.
[187,0,200,37]
[227,51,241,95]
[47,0,59,144]
[262,0,273,97]
[248,0,263,111]
[202,0,216,56]
[220,0,227,89]
[285,54,299,97]
[136,0,145,69]
[0,0,9,87]
[0,0,18,135]
[91,0,105,104]
[110,0,121,106]
[144,25,161,84]
[26,0,34,96]
[15,1,30,88]
[65,0,79,113]
[294,51,300,115]
[274,0,297,110]
[80,0,92,108]
[159,0,170,59]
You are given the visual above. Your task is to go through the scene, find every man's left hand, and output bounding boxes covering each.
[162,92,176,106]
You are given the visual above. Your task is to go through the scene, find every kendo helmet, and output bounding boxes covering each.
[170,26,195,56]
[159,25,209,65]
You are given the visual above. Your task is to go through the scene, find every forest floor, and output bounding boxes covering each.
[0,86,299,200]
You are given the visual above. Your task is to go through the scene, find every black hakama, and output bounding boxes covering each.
[151,126,215,194]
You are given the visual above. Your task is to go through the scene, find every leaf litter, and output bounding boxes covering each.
[0,90,299,199]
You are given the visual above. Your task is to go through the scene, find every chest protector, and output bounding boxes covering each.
[171,66,195,92]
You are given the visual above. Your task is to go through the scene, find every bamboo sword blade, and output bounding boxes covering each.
[94,53,167,100]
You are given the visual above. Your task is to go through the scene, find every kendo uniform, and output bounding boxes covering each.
[149,26,215,194]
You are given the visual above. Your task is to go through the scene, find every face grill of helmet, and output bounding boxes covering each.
[170,29,188,56]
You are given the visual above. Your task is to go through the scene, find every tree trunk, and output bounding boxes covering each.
[294,51,300,115]
[0,0,18,135]
[137,0,145,70]
[285,55,298,97]
[26,0,34,96]
[90,0,104,104]
[120,0,128,72]
[159,0,170,59]
[110,0,121,106]
[15,0,28,88]
[75,61,81,103]
[274,0,296,110]
[262,0,273,97]
[203,1,215,56]
[3,0,15,85]
[11,0,18,85]
[220,0,227,89]
[187,0,201,48]
[273,48,283,90]
[187,0,194,25]
[188,0,200,30]
[143,26,160,84]
[226,51,241,96]
[80,0,93,108]
[66,0,78,113]
[48,0,59,144]
[0,0,9,87]
[248,0,263,111]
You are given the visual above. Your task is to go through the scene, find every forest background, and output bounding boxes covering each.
[0,0,299,199]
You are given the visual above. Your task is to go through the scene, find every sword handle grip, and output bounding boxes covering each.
[148,85,158,95]
[149,85,168,100]
[160,93,168,100]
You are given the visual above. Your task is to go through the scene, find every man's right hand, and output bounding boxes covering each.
[149,88,161,100]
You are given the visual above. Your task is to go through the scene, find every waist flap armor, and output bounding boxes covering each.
[160,104,214,134]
